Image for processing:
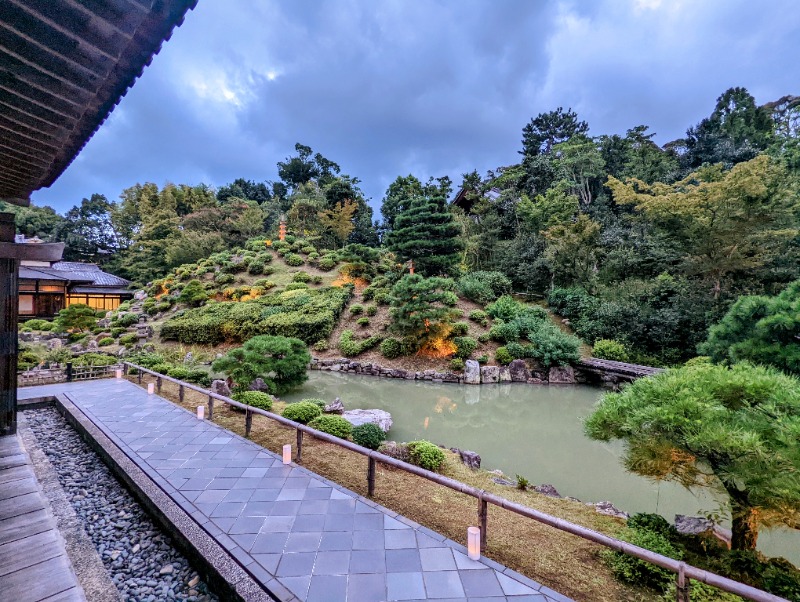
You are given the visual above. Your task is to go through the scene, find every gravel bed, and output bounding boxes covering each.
[25,407,218,602]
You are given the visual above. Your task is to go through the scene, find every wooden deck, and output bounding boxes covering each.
[0,434,85,602]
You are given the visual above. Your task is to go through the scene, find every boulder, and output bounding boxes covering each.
[98,318,111,328]
[69,344,83,352]
[674,515,715,536]
[593,501,629,519]
[450,448,481,469]
[211,379,231,398]
[548,365,576,384]
[134,290,147,300]
[498,366,512,382]
[492,477,516,487]
[379,441,409,462]
[533,484,561,498]
[480,365,499,384]
[508,359,530,382]
[86,340,99,351]
[463,360,481,385]
[46,338,62,350]
[324,397,345,414]
[248,378,271,393]
[183,352,193,364]
[342,409,393,432]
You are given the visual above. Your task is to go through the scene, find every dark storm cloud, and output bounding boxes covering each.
[32,0,800,213]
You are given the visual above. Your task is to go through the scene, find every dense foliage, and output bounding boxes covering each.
[585,362,800,551]
[307,415,353,439]
[232,391,274,411]
[212,335,310,394]
[281,401,323,424]
[352,423,386,450]
[407,440,446,471]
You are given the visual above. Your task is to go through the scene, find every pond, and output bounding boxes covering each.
[284,371,799,565]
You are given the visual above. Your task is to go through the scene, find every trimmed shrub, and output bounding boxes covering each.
[486,295,523,322]
[293,271,312,283]
[349,304,364,315]
[453,336,478,359]
[441,291,459,307]
[114,312,140,328]
[477,333,491,343]
[495,347,513,365]
[232,391,273,411]
[356,317,370,327]
[352,423,386,450]
[300,398,327,410]
[111,327,127,337]
[166,366,191,380]
[248,260,266,275]
[318,256,337,271]
[408,441,445,471]
[468,309,489,326]
[98,337,115,346]
[119,333,138,346]
[366,305,378,316]
[186,369,211,387]
[477,354,489,364]
[313,340,329,351]
[285,253,304,266]
[449,358,465,371]
[72,353,118,367]
[380,337,403,359]
[593,339,629,362]
[285,282,309,291]
[604,528,682,592]
[282,401,322,424]
[489,321,521,343]
[450,322,469,336]
[457,271,513,305]
[339,330,382,356]
[215,272,235,285]
[308,415,352,439]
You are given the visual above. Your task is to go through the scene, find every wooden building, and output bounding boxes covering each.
[0,0,197,436]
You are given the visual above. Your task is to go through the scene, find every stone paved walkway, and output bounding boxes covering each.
[20,380,571,602]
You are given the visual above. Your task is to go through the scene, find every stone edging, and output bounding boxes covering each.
[310,356,580,385]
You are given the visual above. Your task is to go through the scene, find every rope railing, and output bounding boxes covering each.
[121,361,787,602]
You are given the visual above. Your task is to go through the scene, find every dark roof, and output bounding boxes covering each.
[452,187,502,212]
[20,261,129,288]
[0,0,197,205]
[70,286,133,296]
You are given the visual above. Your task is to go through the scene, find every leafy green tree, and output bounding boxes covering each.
[54,194,119,262]
[56,304,97,333]
[178,280,209,307]
[521,107,589,157]
[543,214,601,288]
[318,199,357,247]
[380,174,425,234]
[216,178,272,204]
[585,362,800,551]
[0,202,65,240]
[517,180,579,233]
[277,143,341,192]
[552,135,605,207]
[389,275,460,351]
[700,280,800,374]
[212,335,310,394]
[387,193,462,276]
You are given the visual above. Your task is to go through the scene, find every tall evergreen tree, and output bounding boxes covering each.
[386,192,462,276]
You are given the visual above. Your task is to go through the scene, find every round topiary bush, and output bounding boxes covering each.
[349,304,364,315]
[352,423,385,450]
[593,339,629,362]
[293,271,312,283]
[98,337,115,346]
[282,401,322,424]
[366,305,378,316]
[495,346,513,365]
[166,366,190,380]
[233,390,273,411]
[408,441,445,471]
[453,336,478,359]
[300,398,327,410]
[449,358,465,371]
[215,272,235,285]
[356,317,370,327]
[285,253,305,266]
[380,337,403,359]
[308,415,353,439]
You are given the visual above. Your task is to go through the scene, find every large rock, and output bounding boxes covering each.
[674,515,715,536]
[498,366,512,382]
[548,365,576,384]
[533,484,561,498]
[450,448,481,469]
[248,378,271,393]
[342,409,393,432]
[508,359,530,382]
[463,360,481,385]
[594,501,629,519]
[211,379,231,397]
[47,338,62,350]
[86,340,98,351]
[324,397,345,414]
[134,290,147,300]
[480,365,499,384]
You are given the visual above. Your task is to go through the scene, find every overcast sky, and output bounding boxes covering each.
[32,0,800,214]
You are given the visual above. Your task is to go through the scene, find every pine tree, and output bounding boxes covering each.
[386,193,462,276]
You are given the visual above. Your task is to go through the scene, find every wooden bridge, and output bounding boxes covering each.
[577,358,665,383]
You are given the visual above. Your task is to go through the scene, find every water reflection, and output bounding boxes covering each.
[284,371,799,563]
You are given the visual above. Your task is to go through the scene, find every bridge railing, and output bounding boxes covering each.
[121,361,786,602]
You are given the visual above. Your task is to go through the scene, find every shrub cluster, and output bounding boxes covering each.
[592,339,629,362]
[453,336,478,359]
[338,330,382,356]
[232,390,273,411]
[407,441,445,471]
[352,423,385,450]
[457,271,513,305]
[307,415,352,439]
[380,337,403,359]
[282,401,322,424]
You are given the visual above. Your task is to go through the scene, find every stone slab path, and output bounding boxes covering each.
[0,432,86,601]
[20,380,572,602]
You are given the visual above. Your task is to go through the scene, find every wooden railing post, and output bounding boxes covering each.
[245,408,253,438]
[478,494,488,551]
[156,376,162,393]
[137,370,142,384]
[207,395,214,420]
[65,362,73,382]
[296,429,303,462]
[179,384,184,403]
[677,563,690,602]
[367,456,376,498]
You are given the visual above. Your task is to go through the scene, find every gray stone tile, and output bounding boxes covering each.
[281,575,311,600]
[276,488,306,501]
[298,500,329,515]
[193,489,229,504]
[420,547,457,571]
[497,572,540,596]
[328,498,357,514]
[460,569,504,597]
[210,502,245,518]
[276,552,316,577]
[271,500,301,516]
[386,572,426,601]
[385,528,418,549]
[303,487,333,500]
[385,548,422,573]
[354,512,384,531]
[323,512,354,532]
[454,550,486,570]
[423,570,466,599]
[222,489,254,503]
[385,515,410,530]
[349,549,386,574]
[251,532,289,554]
[242,501,274,516]
[260,515,295,533]
[353,529,385,550]
[284,531,322,553]
[252,553,281,574]
[249,488,281,502]
[312,550,350,575]
[318,531,353,551]
[347,573,386,602]
[307,574,347,602]
[229,515,266,534]
[291,514,326,532]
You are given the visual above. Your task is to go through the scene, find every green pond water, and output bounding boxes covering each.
[284,371,799,564]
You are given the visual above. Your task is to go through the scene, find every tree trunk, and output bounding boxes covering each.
[730,504,759,550]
